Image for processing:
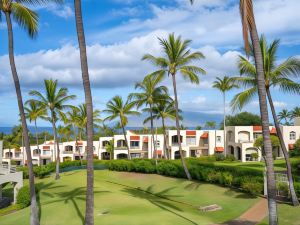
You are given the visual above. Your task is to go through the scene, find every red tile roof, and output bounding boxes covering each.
[215,147,224,152]
[155,150,162,155]
[288,144,295,150]
[253,126,262,132]
[143,137,149,142]
[43,146,50,150]
[201,132,209,139]
[186,130,196,136]
[270,127,277,134]
[130,136,140,141]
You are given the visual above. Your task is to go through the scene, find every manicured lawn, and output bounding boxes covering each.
[0,170,260,225]
[258,203,300,225]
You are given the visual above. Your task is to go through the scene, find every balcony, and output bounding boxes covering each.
[63,151,74,155]
[115,146,127,150]
[14,153,23,159]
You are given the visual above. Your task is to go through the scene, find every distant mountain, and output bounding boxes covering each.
[0,127,53,135]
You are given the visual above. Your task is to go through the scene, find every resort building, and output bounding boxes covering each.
[1,118,300,165]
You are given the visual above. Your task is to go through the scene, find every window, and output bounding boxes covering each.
[172,135,182,144]
[154,140,160,148]
[186,136,196,145]
[130,141,139,149]
[216,136,221,143]
[253,133,261,139]
[290,131,296,140]
[130,153,141,159]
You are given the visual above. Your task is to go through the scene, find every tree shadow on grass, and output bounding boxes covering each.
[37,184,109,225]
[121,185,199,225]
[184,182,202,191]
[224,190,257,199]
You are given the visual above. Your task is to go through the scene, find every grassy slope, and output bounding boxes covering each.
[0,170,259,225]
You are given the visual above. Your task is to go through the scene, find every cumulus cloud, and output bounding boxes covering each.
[0,31,240,93]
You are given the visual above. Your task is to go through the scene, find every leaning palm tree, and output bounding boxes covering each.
[291,107,300,119]
[144,98,181,159]
[213,76,238,155]
[0,1,61,224]
[142,33,206,180]
[25,100,47,166]
[129,74,168,163]
[231,36,300,206]
[104,95,140,159]
[278,109,292,125]
[28,79,75,180]
[73,1,95,224]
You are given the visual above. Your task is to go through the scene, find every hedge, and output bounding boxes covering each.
[16,186,31,209]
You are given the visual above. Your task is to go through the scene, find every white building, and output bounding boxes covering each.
[2,118,300,165]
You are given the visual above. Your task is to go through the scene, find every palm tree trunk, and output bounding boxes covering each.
[162,117,168,159]
[121,123,131,159]
[249,17,278,224]
[50,111,60,180]
[171,74,191,180]
[5,12,40,225]
[266,89,299,206]
[223,92,227,156]
[34,120,41,166]
[74,1,94,224]
[149,104,157,164]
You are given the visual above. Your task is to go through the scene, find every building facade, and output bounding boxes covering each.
[1,119,300,165]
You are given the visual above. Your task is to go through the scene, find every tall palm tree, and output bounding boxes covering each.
[73,1,94,224]
[129,74,168,163]
[231,36,300,206]
[25,101,47,166]
[28,79,75,180]
[144,98,180,159]
[104,95,140,159]
[291,107,300,119]
[0,1,60,224]
[230,1,279,222]
[213,76,238,155]
[105,140,114,160]
[278,109,292,125]
[142,33,206,180]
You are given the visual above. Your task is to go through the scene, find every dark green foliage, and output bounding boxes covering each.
[16,186,31,209]
[224,112,262,127]
[241,179,264,196]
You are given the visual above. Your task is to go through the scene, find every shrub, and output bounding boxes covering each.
[251,153,259,161]
[241,179,263,196]
[224,155,236,162]
[277,182,289,197]
[220,172,233,186]
[214,153,225,161]
[16,186,31,209]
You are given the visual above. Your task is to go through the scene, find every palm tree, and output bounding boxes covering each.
[205,121,216,129]
[213,76,238,155]
[104,95,140,159]
[291,107,300,119]
[73,1,95,224]
[278,109,292,125]
[129,74,168,163]
[231,36,300,206]
[105,140,114,160]
[25,101,47,166]
[28,79,75,180]
[0,1,60,224]
[229,1,279,222]
[142,33,206,180]
[144,98,180,159]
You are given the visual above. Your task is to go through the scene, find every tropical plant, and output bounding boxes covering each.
[291,107,300,119]
[104,95,140,159]
[129,74,168,163]
[0,1,61,224]
[238,1,279,222]
[277,109,292,125]
[25,101,47,165]
[205,121,216,129]
[142,33,206,180]
[28,79,75,180]
[231,36,300,206]
[105,140,114,160]
[225,112,261,126]
[213,76,238,155]
[144,98,180,159]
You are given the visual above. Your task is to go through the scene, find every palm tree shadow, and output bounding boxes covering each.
[121,185,199,225]
[184,182,201,191]
[37,184,109,225]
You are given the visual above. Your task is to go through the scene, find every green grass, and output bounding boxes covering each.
[0,170,260,225]
[258,203,300,225]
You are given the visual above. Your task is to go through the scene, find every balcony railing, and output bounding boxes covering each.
[63,151,74,154]
[115,146,127,150]
[130,146,140,150]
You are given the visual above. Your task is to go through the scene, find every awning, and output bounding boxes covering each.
[288,144,295,150]
[43,146,50,150]
[130,136,140,141]
[270,127,277,134]
[186,130,196,136]
[154,150,162,155]
[77,141,83,146]
[200,132,209,139]
[253,126,262,132]
[215,147,224,152]
[143,137,149,142]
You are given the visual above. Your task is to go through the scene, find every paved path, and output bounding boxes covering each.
[214,198,268,225]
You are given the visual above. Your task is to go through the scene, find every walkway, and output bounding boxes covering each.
[214,198,268,225]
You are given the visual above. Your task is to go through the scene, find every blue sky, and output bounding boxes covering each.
[0,0,300,127]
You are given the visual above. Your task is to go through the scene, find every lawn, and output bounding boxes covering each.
[0,170,260,225]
